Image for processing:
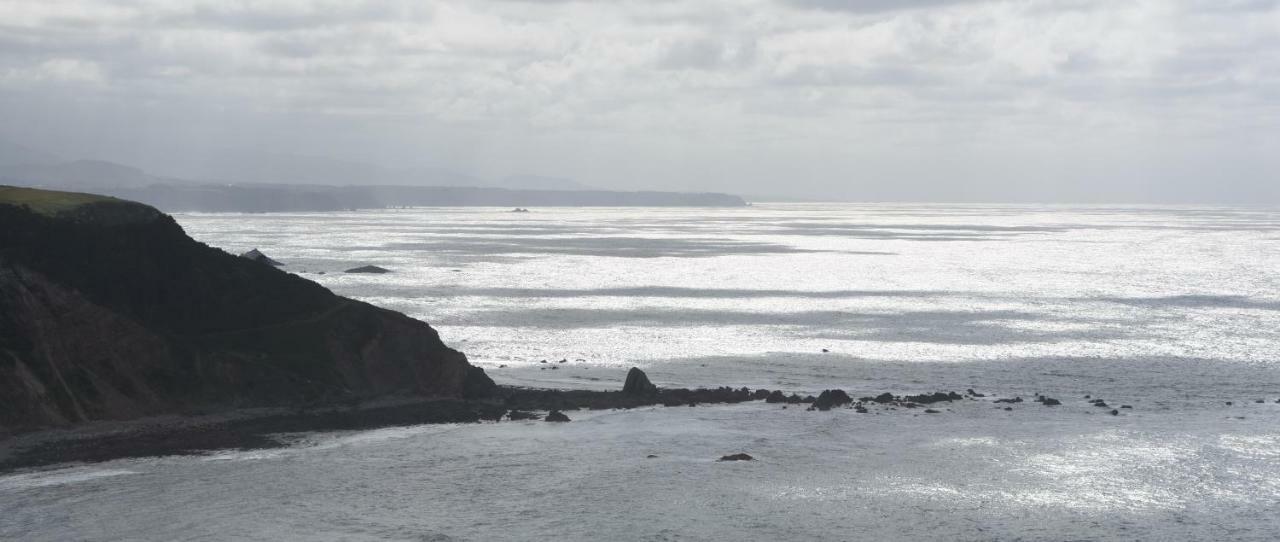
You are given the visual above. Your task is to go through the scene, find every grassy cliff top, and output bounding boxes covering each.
[0,185,159,223]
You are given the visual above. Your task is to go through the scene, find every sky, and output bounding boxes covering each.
[0,0,1277,202]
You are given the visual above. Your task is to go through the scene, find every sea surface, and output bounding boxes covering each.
[5,203,1280,541]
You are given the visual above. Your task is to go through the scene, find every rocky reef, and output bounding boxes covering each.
[0,186,492,433]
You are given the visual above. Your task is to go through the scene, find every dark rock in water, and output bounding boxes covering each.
[1109,409,1119,416]
[1093,401,1109,408]
[967,389,985,397]
[1003,407,1013,411]
[508,410,540,421]
[813,389,853,411]
[821,348,829,353]
[622,367,658,396]
[1256,399,1265,404]
[753,389,771,400]
[646,454,658,459]
[344,265,391,274]
[1041,398,1061,406]
[1226,401,1233,406]
[239,248,283,266]
[865,393,896,404]
[994,397,1023,404]
[924,409,941,414]
[801,395,816,404]
[511,208,530,213]
[786,393,803,404]
[545,410,571,422]
[765,390,787,403]
[904,391,963,404]
[718,453,754,462]
[854,406,868,413]
[1120,405,1133,409]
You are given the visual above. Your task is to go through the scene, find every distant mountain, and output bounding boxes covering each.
[0,139,60,167]
[498,174,590,191]
[0,158,745,211]
[177,149,486,187]
[0,159,165,190]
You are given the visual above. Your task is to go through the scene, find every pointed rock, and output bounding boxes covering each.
[622,367,658,396]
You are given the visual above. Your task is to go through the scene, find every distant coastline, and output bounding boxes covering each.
[0,158,747,212]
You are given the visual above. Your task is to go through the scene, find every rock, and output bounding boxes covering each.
[765,390,787,404]
[1120,405,1132,409]
[821,348,829,353]
[718,453,754,462]
[854,406,868,413]
[1226,401,1233,406]
[994,397,1023,404]
[813,389,853,411]
[967,389,986,397]
[508,410,540,421]
[544,410,571,422]
[1041,398,1061,406]
[753,389,771,400]
[924,409,941,414]
[344,265,391,274]
[646,454,658,459]
[1109,409,1119,416]
[239,248,283,266]
[1003,407,1013,411]
[510,208,530,213]
[904,391,963,404]
[1093,401,1109,407]
[1256,399,1265,404]
[864,392,896,404]
[786,393,803,404]
[622,367,658,396]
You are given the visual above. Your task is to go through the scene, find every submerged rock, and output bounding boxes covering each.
[622,367,658,396]
[344,265,391,274]
[508,410,541,421]
[718,453,755,462]
[544,410,571,422]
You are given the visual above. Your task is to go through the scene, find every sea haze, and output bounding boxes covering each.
[4,203,1280,540]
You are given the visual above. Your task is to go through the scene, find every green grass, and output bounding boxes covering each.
[0,185,124,217]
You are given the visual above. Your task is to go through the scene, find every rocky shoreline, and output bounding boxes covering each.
[0,366,1187,474]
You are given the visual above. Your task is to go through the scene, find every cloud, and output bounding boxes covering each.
[0,0,1276,201]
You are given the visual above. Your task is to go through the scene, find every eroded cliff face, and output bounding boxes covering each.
[0,187,489,432]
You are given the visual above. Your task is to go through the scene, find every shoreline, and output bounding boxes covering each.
[0,371,1126,474]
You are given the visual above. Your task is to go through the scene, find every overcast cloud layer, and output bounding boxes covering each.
[1,0,1277,202]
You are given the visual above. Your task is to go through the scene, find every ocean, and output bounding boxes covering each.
[4,203,1280,540]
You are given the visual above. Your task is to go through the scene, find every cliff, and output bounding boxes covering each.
[0,186,492,432]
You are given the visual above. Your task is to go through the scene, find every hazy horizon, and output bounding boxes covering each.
[1,0,1277,203]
